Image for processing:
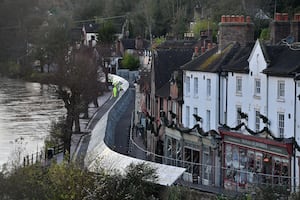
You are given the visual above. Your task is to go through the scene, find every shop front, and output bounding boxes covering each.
[164,127,221,186]
[220,130,293,192]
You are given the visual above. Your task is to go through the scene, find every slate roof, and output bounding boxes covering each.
[262,44,300,77]
[120,38,150,50]
[156,81,170,98]
[222,42,254,73]
[154,48,194,91]
[181,43,239,73]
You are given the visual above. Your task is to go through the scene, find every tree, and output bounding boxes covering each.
[0,162,160,200]
[121,53,140,71]
[54,46,99,157]
[97,21,117,43]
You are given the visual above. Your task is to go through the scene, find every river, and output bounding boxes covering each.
[0,77,65,169]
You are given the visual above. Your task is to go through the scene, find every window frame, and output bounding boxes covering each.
[277,80,285,100]
[254,79,261,96]
[186,106,190,128]
[255,110,260,132]
[186,76,190,95]
[194,77,198,97]
[278,113,285,138]
[206,110,211,131]
[236,106,242,125]
[207,78,211,98]
[236,76,242,95]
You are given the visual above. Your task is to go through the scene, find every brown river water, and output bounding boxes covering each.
[0,77,65,169]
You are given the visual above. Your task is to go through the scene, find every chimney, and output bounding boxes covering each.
[218,15,254,51]
[270,13,291,44]
[192,46,199,58]
[292,13,300,42]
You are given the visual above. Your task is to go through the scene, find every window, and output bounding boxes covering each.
[159,98,163,111]
[172,102,177,114]
[194,77,198,96]
[236,77,242,94]
[206,110,211,130]
[254,79,261,95]
[278,113,285,138]
[193,107,198,125]
[277,81,285,99]
[236,106,242,125]
[255,110,260,132]
[186,106,190,128]
[186,76,190,95]
[207,78,211,97]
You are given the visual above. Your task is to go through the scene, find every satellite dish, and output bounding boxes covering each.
[286,36,294,44]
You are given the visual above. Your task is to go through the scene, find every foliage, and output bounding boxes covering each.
[121,53,140,71]
[259,28,270,41]
[45,117,66,148]
[192,19,218,40]
[0,61,21,78]
[0,161,160,200]
[97,21,117,43]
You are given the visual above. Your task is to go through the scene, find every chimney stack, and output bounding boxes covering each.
[292,13,300,42]
[270,13,291,44]
[218,15,254,52]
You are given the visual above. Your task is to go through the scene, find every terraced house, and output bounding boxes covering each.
[166,13,300,192]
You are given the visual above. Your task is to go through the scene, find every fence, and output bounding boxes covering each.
[128,112,293,195]
[23,143,64,167]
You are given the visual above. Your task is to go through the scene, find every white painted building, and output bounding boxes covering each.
[181,39,300,191]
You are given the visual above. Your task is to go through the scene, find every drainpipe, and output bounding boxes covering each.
[218,72,221,125]
[293,79,297,192]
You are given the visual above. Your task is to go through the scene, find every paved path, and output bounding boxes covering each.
[72,92,114,167]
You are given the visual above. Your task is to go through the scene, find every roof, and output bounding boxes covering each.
[156,40,199,49]
[262,44,300,77]
[154,48,194,91]
[120,38,150,50]
[181,43,239,73]
[156,81,170,98]
[222,42,255,73]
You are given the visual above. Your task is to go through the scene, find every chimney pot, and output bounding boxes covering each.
[246,16,251,23]
[207,43,212,49]
[240,15,245,22]
[221,15,226,22]
[226,15,230,22]
[294,13,300,21]
[231,15,235,22]
[201,46,205,53]
[275,13,282,21]
[282,13,289,21]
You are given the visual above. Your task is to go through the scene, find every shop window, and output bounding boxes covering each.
[247,151,255,183]
[273,157,282,185]
[202,146,212,185]
[225,145,234,181]
[193,150,200,183]
[176,142,182,167]
[166,138,172,165]
[184,148,192,173]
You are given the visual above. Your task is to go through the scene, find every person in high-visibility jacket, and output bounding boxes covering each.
[113,84,118,97]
